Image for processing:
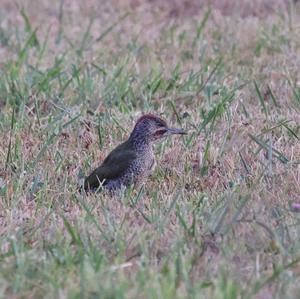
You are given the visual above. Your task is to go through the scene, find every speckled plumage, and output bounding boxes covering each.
[84,114,186,193]
[103,144,155,191]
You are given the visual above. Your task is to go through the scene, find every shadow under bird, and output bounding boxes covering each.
[84,114,187,192]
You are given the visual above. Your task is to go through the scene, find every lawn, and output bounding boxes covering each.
[0,0,300,298]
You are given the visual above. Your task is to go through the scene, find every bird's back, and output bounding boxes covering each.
[84,140,155,192]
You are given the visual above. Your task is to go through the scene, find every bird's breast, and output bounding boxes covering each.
[132,148,155,185]
[145,149,156,172]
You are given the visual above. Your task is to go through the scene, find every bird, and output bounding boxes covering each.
[83,114,186,193]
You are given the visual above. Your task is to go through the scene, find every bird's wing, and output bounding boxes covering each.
[84,143,136,191]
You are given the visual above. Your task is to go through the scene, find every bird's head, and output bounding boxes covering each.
[129,114,187,143]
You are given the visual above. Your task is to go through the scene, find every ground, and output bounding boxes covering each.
[0,0,300,298]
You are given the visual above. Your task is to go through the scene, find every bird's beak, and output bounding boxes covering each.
[166,127,187,135]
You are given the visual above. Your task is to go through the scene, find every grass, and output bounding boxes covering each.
[0,0,300,298]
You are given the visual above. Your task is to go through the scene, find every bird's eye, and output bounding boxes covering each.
[154,129,167,136]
